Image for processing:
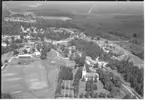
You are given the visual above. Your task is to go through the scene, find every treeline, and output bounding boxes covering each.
[97,68,124,98]
[72,67,82,98]
[132,51,144,60]
[28,9,75,18]
[1,93,15,99]
[55,66,73,98]
[69,39,107,60]
[1,43,24,55]
[108,59,143,97]
[2,22,21,35]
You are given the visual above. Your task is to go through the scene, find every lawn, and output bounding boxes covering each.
[1,49,75,98]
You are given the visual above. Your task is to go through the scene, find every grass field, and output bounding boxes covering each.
[1,49,75,98]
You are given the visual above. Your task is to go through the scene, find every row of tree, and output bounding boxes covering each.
[108,59,143,97]
[1,93,15,99]
[55,66,73,98]
[72,67,82,98]
[97,68,123,98]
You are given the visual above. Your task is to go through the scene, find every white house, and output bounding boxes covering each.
[34,51,41,57]
[18,54,33,58]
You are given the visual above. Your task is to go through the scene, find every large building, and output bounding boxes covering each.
[81,64,99,81]
[18,54,33,64]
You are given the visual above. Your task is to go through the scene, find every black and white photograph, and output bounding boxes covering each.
[1,1,144,99]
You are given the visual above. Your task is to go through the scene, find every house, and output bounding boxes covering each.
[18,54,33,58]
[25,47,31,53]
[18,54,33,64]
[2,42,7,47]
[25,36,31,39]
[81,64,99,81]
[34,51,41,57]
[95,57,108,68]
[13,35,21,40]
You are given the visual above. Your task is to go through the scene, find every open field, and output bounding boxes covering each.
[1,49,75,98]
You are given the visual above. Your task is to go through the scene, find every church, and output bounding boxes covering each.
[81,63,99,82]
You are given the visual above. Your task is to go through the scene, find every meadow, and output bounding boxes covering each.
[1,49,75,98]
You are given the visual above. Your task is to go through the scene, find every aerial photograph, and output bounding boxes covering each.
[1,1,144,99]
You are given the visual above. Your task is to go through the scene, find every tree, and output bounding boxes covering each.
[15,39,22,43]
[60,66,73,80]
[85,81,92,92]
[60,45,66,52]
[23,49,27,54]
[13,50,19,55]
[94,77,98,83]
[90,91,96,98]
[96,36,100,40]
[133,33,137,38]
[55,92,61,98]
[73,79,79,86]
[4,60,8,63]
[61,84,65,89]
[43,46,51,53]
[107,93,113,98]
[110,86,120,98]
[99,92,106,98]
[112,76,121,88]
[63,48,69,57]
[11,37,15,43]
[92,83,97,90]
[79,93,84,98]
[105,41,108,44]
[10,43,18,50]
[78,56,85,66]
[123,94,131,99]
[94,92,98,98]
[55,84,61,96]
[1,93,14,99]
[20,34,24,40]
[74,85,79,98]
[5,40,9,45]
[104,81,114,91]
[74,68,82,80]
[85,91,90,98]
[130,95,136,99]
[40,52,47,60]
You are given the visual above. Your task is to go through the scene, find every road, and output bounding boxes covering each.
[88,4,96,13]
[1,56,18,71]
[103,67,142,99]
[121,83,142,99]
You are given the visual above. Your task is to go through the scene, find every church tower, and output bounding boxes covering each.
[82,64,87,81]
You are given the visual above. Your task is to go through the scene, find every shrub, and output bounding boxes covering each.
[79,93,84,98]
[4,60,8,63]
[1,93,14,99]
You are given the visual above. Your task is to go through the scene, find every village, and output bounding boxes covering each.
[2,24,141,99]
